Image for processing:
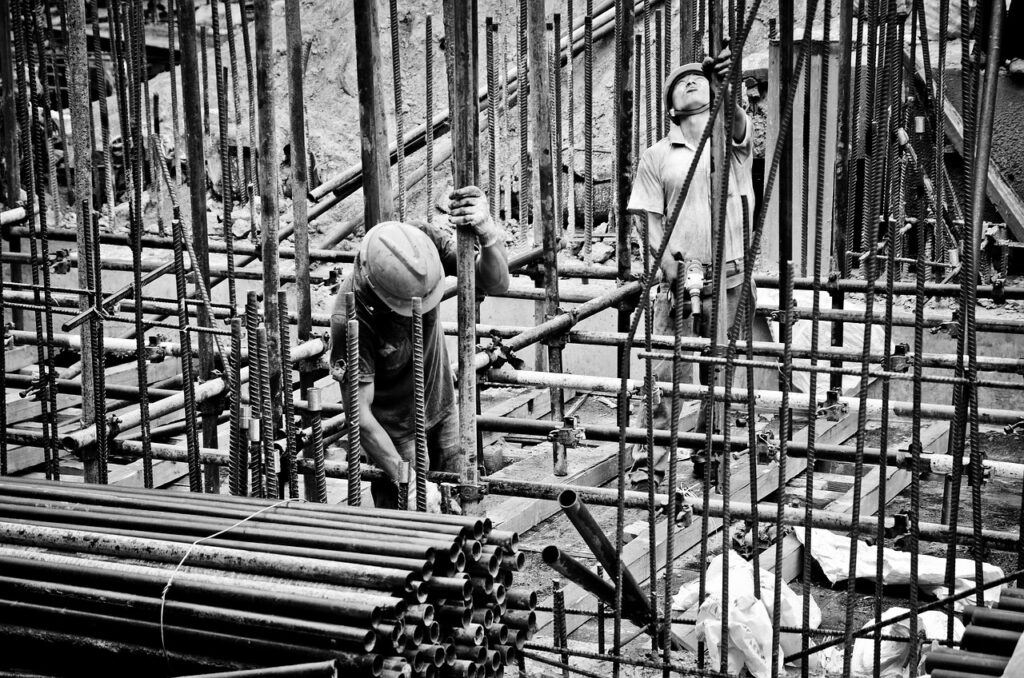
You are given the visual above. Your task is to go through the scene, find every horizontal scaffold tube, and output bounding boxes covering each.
[483,369,1024,425]
[58,338,326,451]
[443,323,1024,374]
[2,226,356,262]
[482,479,1020,550]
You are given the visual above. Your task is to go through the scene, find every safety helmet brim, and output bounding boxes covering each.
[664,62,706,111]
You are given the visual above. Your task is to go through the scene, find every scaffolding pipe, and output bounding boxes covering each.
[483,369,1024,425]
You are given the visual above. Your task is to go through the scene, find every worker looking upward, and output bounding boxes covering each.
[626,50,772,491]
[329,186,510,509]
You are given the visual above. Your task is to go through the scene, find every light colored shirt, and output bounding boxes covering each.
[627,112,755,267]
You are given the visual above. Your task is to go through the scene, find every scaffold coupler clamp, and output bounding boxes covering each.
[145,335,170,363]
[756,428,778,464]
[547,416,586,449]
[888,512,910,539]
[51,248,72,275]
[818,388,848,421]
[1004,419,1024,437]
[931,307,960,339]
[541,310,573,349]
[888,343,911,373]
[665,485,695,528]
[484,334,524,371]
[2,322,11,350]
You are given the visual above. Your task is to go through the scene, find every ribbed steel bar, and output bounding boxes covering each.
[228,318,246,496]
[583,8,593,263]
[412,297,428,512]
[306,387,328,503]
[517,0,529,246]
[12,0,55,480]
[387,0,407,221]
[212,0,237,316]
[425,15,434,224]
[279,292,299,499]
[345,312,361,506]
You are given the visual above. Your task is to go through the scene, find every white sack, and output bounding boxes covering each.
[795,529,1004,610]
[673,551,821,677]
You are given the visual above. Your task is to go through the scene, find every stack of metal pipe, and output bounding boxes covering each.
[923,588,1024,678]
[0,477,536,678]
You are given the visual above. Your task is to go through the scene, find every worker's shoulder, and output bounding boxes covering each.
[637,137,679,164]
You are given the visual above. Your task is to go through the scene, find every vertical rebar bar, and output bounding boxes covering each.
[228,317,245,496]
[306,386,328,503]
[279,292,298,499]
[801,0,831,671]
[167,0,181,190]
[843,0,883,670]
[552,579,569,678]
[257,324,278,498]
[425,15,434,225]
[389,0,406,221]
[643,0,651,147]
[212,0,237,315]
[612,2,635,675]
[566,0,576,239]
[200,25,209,133]
[412,297,427,512]
[583,10,593,263]
[222,0,245,204]
[172,208,203,492]
[345,312,362,506]
[237,0,260,225]
[246,291,264,497]
[487,17,498,222]
[654,9,662,140]
[517,0,529,246]
[15,0,55,481]
[552,17,563,235]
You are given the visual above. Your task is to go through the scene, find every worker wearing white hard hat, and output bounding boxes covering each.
[626,48,773,491]
[329,186,509,509]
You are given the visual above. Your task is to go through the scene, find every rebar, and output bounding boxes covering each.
[279,292,298,499]
[412,297,428,513]
[345,311,362,506]
[389,0,406,221]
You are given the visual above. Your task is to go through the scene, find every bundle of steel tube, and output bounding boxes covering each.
[0,477,535,678]
[922,588,1024,677]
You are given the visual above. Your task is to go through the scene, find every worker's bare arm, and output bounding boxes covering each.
[356,381,405,480]
[448,185,510,295]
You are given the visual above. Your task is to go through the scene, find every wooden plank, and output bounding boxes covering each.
[538,413,861,638]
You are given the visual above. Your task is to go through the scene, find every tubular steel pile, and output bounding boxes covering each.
[0,477,535,678]
[924,589,1024,677]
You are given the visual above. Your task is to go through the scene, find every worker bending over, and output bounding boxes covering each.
[626,51,772,491]
[329,186,510,509]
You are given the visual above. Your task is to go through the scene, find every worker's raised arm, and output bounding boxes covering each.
[448,186,510,295]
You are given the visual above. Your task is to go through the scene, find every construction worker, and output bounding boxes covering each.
[329,186,510,509]
[626,50,772,490]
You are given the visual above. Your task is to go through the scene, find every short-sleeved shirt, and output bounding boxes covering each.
[329,222,458,440]
[627,113,755,267]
